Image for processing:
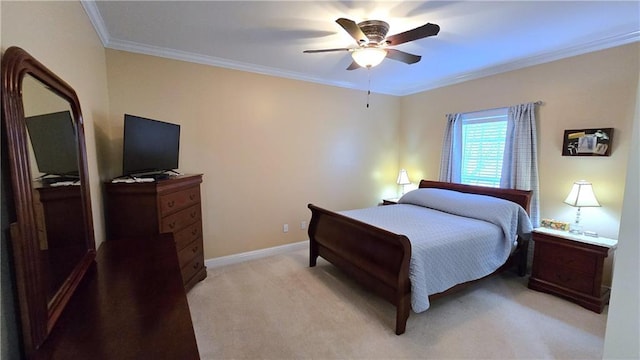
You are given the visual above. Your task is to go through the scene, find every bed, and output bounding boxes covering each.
[307,180,533,335]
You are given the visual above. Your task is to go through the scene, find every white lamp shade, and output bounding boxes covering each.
[352,47,387,68]
[396,169,411,185]
[563,180,601,207]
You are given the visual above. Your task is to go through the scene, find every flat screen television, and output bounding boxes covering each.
[25,110,79,179]
[122,114,180,177]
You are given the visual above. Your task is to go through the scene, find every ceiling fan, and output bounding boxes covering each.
[303,18,440,70]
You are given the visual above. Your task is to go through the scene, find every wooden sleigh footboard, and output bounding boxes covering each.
[307,180,532,335]
[307,204,412,335]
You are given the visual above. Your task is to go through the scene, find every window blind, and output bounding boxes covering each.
[460,109,508,187]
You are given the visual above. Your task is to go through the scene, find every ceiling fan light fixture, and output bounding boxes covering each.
[351,47,387,68]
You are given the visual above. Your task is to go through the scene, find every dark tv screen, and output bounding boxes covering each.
[25,110,79,177]
[122,114,180,176]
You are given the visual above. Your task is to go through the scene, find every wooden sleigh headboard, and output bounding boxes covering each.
[418,180,532,214]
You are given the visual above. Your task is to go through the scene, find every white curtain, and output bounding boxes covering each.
[501,102,540,226]
[439,113,462,182]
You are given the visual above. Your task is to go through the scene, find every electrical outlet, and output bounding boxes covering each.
[300,221,307,230]
[283,224,289,233]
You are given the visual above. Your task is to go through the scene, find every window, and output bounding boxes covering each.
[460,108,508,187]
[441,102,539,226]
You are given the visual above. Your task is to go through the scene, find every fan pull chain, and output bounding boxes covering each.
[366,68,371,108]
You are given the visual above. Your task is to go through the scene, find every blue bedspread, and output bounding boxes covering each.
[340,188,532,313]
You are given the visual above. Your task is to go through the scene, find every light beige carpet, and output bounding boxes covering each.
[187,249,607,359]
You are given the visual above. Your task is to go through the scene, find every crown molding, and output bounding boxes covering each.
[105,38,359,91]
[81,1,109,46]
[399,30,640,96]
[80,1,638,97]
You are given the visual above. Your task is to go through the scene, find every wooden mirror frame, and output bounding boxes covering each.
[1,46,96,357]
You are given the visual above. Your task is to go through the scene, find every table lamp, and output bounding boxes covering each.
[563,180,600,234]
[397,169,411,195]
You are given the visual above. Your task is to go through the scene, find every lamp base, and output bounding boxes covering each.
[569,223,583,235]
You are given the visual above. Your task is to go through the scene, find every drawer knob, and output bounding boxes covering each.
[191,229,198,236]
[189,194,196,200]
[190,212,197,218]
[193,262,200,270]
[167,200,175,208]
[168,221,176,229]
[192,246,198,253]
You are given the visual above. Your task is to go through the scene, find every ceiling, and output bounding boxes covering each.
[83,1,639,96]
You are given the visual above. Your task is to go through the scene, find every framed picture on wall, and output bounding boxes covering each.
[562,128,613,156]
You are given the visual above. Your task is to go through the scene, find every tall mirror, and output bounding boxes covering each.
[1,46,96,357]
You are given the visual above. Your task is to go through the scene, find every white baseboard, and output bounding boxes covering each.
[205,240,309,268]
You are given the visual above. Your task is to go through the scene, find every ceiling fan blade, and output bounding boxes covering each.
[336,18,368,44]
[346,61,360,71]
[386,49,421,64]
[303,48,351,53]
[385,23,440,46]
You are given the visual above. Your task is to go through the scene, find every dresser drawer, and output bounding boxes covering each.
[161,204,201,233]
[177,239,202,268]
[181,252,205,284]
[159,186,201,216]
[536,261,593,294]
[173,221,202,251]
[536,242,596,274]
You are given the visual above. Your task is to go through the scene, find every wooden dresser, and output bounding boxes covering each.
[528,227,617,313]
[105,174,206,291]
[34,234,200,359]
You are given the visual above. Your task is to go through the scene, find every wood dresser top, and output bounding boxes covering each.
[34,234,200,360]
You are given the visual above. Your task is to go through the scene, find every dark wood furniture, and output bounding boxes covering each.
[308,180,532,335]
[34,234,200,359]
[2,46,199,359]
[381,198,399,205]
[33,184,84,247]
[2,46,96,357]
[528,227,617,313]
[33,184,88,300]
[105,174,206,291]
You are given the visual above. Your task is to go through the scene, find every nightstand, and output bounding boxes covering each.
[528,227,617,313]
[382,198,399,205]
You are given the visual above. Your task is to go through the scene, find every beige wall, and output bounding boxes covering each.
[400,43,639,240]
[105,50,401,258]
[603,73,640,359]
